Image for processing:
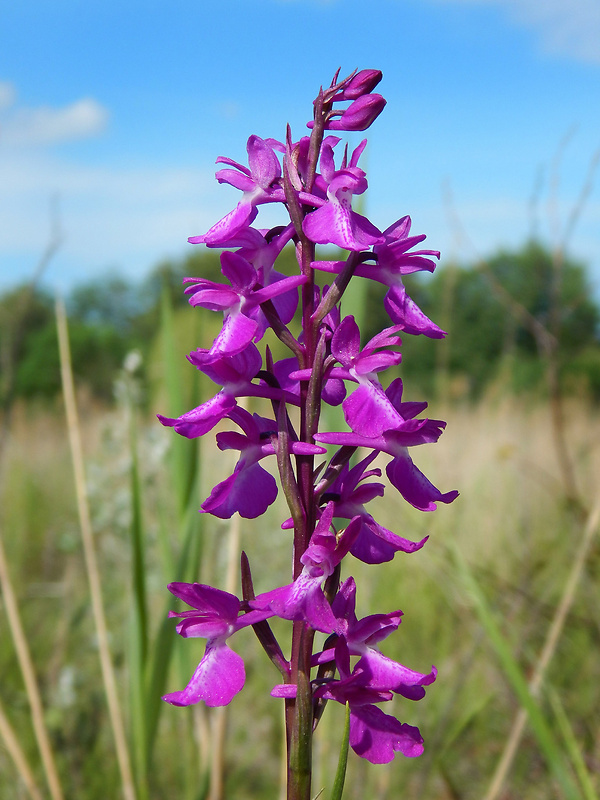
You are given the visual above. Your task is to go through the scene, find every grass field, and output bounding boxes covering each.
[1,376,599,799]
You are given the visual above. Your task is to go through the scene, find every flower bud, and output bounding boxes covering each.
[326,94,386,132]
[337,69,382,100]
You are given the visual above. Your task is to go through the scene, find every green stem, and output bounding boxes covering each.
[284,81,335,800]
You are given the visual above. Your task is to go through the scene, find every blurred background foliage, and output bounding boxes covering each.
[1,240,600,800]
[2,239,598,410]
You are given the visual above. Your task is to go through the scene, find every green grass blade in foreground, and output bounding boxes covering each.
[328,702,350,800]
[146,499,204,748]
[450,542,581,800]
[160,288,201,514]
[144,290,205,764]
[548,686,599,800]
[126,387,149,797]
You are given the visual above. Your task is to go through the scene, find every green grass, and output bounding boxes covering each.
[1,353,599,799]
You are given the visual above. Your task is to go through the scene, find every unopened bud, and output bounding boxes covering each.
[326,94,386,132]
[337,69,382,100]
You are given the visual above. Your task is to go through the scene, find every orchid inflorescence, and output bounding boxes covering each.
[159,68,458,793]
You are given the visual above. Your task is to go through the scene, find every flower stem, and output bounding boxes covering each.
[287,624,315,800]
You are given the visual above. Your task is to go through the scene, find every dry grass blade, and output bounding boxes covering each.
[484,499,600,800]
[0,532,64,800]
[0,587,51,800]
[56,297,137,800]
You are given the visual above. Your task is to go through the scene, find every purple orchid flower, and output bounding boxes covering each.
[312,215,445,337]
[315,378,459,512]
[157,344,263,438]
[201,407,326,519]
[189,136,326,246]
[272,640,425,763]
[320,453,428,563]
[303,139,384,251]
[157,343,301,439]
[188,136,285,246]
[192,223,301,327]
[330,315,404,438]
[163,582,271,707]
[251,503,361,633]
[183,249,307,358]
[327,578,437,699]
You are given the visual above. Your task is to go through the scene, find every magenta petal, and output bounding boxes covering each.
[386,452,459,512]
[220,251,257,290]
[350,705,424,762]
[215,168,256,192]
[176,616,230,639]
[157,392,235,438]
[331,316,361,366]
[247,135,281,188]
[189,203,258,247]
[188,344,262,385]
[350,518,428,564]
[184,283,239,311]
[271,281,299,324]
[168,582,239,618]
[343,384,402,438]
[303,202,382,252]
[357,651,436,697]
[210,313,259,357]
[163,642,245,708]
[384,285,446,339]
[202,463,278,519]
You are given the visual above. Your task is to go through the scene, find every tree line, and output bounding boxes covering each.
[1,240,599,408]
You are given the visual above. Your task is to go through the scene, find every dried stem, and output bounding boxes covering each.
[484,500,600,800]
[0,533,64,800]
[56,297,137,800]
[0,695,44,800]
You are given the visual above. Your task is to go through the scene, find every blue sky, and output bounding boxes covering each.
[1,0,599,295]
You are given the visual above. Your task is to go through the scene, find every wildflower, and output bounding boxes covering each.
[161,68,458,795]
[162,583,271,707]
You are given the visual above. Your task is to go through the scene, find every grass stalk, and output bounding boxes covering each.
[0,589,51,800]
[0,532,64,800]
[56,297,137,800]
[548,686,599,800]
[125,379,149,799]
[450,542,581,799]
[328,702,350,800]
[483,500,600,800]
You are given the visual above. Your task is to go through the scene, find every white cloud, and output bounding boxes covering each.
[0,81,16,111]
[0,150,241,288]
[0,91,109,147]
[433,0,600,64]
